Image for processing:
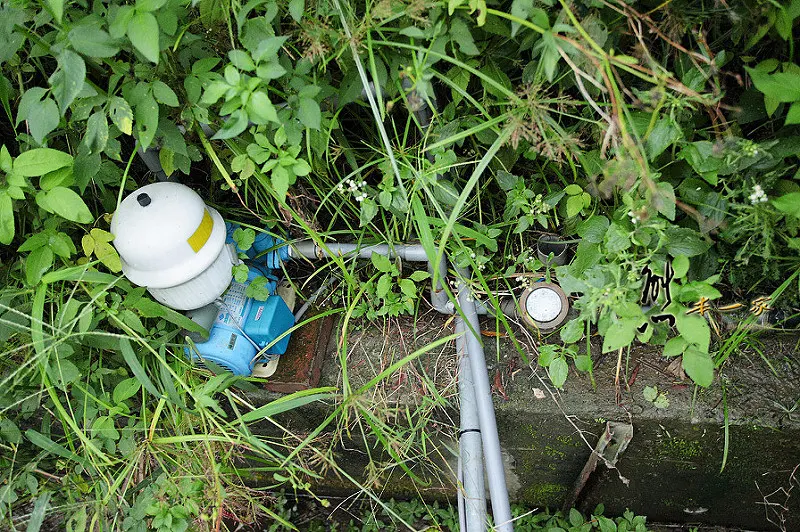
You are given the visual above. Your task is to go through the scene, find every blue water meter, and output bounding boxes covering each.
[110,182,295,377]
[184,224,295,375]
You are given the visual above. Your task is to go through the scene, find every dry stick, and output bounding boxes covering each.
[606,0,715,67]
[557,47,612,124]
[614,347,624,405]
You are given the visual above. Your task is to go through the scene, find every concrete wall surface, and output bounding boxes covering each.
[248,315,800,530]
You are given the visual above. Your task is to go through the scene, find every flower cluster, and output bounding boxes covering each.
[739,140,760,158]
[527,194,550,217]
[337,178,369,202]
[748,184,768,205]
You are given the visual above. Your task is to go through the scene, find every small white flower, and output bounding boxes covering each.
[470,252,477,259]
[749,184,767,205]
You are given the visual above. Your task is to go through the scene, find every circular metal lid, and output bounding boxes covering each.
[520,283,569,330]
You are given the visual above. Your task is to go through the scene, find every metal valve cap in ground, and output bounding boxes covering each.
[519,283,569,330]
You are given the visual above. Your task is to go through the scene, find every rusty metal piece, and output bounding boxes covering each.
[264,313,335,393]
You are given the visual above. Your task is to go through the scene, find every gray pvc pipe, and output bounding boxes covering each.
[455,266,513,532]
[290,241,453,314]
[137,146,171,182]
[290,240,514,531]
[456,318,487,532]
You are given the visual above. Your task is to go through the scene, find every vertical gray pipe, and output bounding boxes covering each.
[290,241,514,531]
[456,318,487,532]
[136,146,171,182]
[456,266,514,532]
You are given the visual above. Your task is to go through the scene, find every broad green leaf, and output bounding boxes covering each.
[288,0,304,22]
[663,336,687,357]
[510,0,534,37]
[212,108,248,140]
[448,0,465,15]
[548,356,568,388]
[49,51,86,115]
[0,145,10,173]
[40,167,74,190]
[577,216,609,243]
[133,298,207,336]
[26,97,61,145]
[110,5,135,38]
[574,354,592,372]
[538,345,557,367]
[47,0,63,22]
[44,187,94,223]
[370,252,393,273]
[81,234,94,256]
[136,0,168,11]
[646,117,682,160]
[254,36,288,63]
[450,18,479,55]
[109,97,134,135]
[653,181,676,221]
[680,141,722,185]
[13,149,73,177]
[772,192,800,218]
[400,26,426,38]
[127,11,160,64]
[566,194,583,217]
[409,270,430,282]
[297,97,321,129]
[113,377,142,404]
[94,241,122,272]
[786,102,800,125]
[228,49,255,71]
[159,147,175,175]
[244,276,271,300]
[68,28,120,57]
[604,223,630,254]
[0,191,13,244]
[83,111,109,154]
[665,227,710,257]
[602,318,639,353]
[134,94,159,148]
[745,66,800,103]
[48,355,81,388]
[247,91,279,124]
[25,492,51,532]
[560,318,584,343]
[569,508,584,527]
[675,312,710,353]
[257,60,287,80]
[232,227,255,250]
[671,255,689,278]
[271,164,290,198]
[92,415,120,440]
[151,80,178,106]
[26,247,54,286]
[376,273,391,298]
[682,346,714,387]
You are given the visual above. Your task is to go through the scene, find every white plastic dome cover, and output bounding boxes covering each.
[110,182,227,289]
